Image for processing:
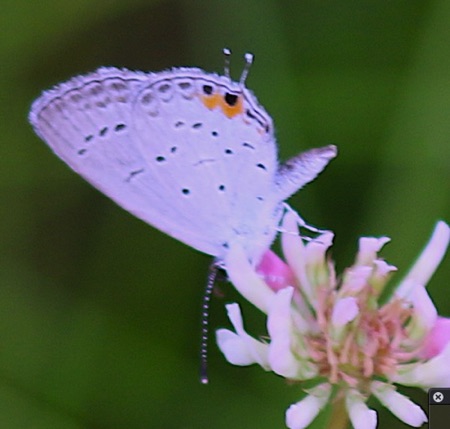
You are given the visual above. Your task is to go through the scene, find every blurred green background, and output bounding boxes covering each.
[1,1,449,428]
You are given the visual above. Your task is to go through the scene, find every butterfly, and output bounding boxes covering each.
[29,51,336,266]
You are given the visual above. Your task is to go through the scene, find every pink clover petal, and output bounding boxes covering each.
[332,297,359,328]
[356,236,390,266]
[256,250,295,292]
[373,259,397,277]
[419,316,450,359]
[330,297,359,343]
[341,266,372,294]
[370,260,398,294]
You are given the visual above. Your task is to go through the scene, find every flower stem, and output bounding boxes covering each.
[327,396,349,429]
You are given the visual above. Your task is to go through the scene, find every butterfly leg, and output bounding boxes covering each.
[279,203,330,237]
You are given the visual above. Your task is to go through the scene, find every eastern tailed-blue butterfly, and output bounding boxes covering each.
[29,51,336,265]
[29,51,336,381]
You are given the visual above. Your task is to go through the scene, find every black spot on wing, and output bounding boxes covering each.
[126,168,145,182]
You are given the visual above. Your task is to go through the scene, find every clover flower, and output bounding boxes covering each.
[217,211,450,429]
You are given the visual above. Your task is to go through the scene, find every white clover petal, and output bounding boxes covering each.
[373,259,397,277]
[341,266,372,294]
[217,303,270,369]
[370,260,397,294]
[346,390,377,429]
[305,232,334,290]
[268,287,317,379]
[281,211,314,302]
[394,342,450,388]
[330,296,359,343]
[216,329,260,366]
[285,384,331,429]
[306,232,334,262]
[397,221,450,297]
[356,236,390,266]
[405,284,437,341]
[332,297,359,327]
[224,244,276,314]
[394,279,415,300]
[290,306,311,335]
[371,381,427,427]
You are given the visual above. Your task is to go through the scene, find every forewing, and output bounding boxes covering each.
[29,67,223,256]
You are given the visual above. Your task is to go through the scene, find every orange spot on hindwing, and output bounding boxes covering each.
[201,93,221,110]
[200,91,244,119]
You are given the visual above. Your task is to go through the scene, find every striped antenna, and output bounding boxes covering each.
[223,48,232,79]
[239,52,254,86]
[199,261,220,384]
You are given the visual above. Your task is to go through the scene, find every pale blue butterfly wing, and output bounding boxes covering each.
[29,66,336,263]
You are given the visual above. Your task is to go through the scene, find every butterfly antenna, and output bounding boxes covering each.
[239,52,254,87]
[200,260,220,384]
[223,48,232,79]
